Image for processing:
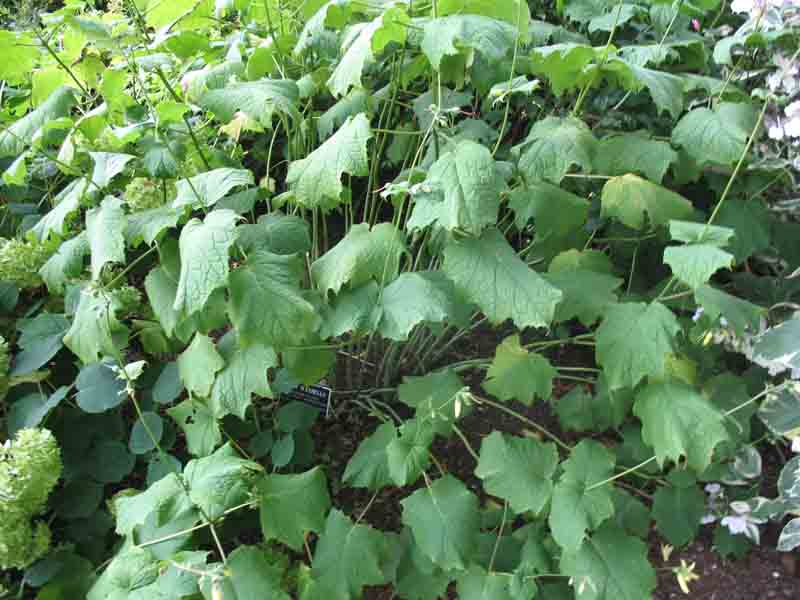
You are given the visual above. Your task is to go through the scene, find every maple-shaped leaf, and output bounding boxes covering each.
[401,475,480,570]
[595,302,680,390]
[652,470,704,547]
[210,332,277,419]
[312,222,406,295]
[421,15,517,71]
[475,431,558,514]
[672,103,759,167]
[594,133,677,183]
[633,381,728,472]
[286,113,372,209]
[343,422,396,490]
[443,228,562,329]
[482,335,556,405]
[177,333,224,398]
[600,174,693,229]
[513,116,597,183]
[560,523,656,600]
[549,440,616,552]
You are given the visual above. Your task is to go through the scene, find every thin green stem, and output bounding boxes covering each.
[475,395,572,452]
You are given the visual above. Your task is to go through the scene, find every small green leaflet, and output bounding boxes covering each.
[482,335,556,405]
[258,467,331,550]
[475,431,558,514]
[401,475,480,570]
[633,382,728,472]
[173,209,239,318]
[595,302,680,390]
[286,113,373,209]
[549,440,615,552]
[443,228,562,329]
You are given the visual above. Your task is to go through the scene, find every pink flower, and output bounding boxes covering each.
[691,19,701,31]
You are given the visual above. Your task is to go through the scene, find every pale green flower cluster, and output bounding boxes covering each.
[0,428,62,570]
[124,177,176,212]
[0,237,58,289]
[0,337,8,403]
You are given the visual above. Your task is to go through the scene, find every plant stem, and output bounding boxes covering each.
[475,395,572,452]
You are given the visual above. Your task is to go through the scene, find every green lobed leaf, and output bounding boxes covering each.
[483,335,556,405]
[652,470,704,547]
[172,169,255,210]
[600,174,693,230]
[514,116,596,184]
[86,197,127,280]
[672,103,758,167]
[177,334,224,398]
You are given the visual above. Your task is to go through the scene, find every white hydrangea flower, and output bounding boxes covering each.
[784,101,800,138]
[792,437,800,453]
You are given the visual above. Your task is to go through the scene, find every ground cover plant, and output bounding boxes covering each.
[0,0,799,597]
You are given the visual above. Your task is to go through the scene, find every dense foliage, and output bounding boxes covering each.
[0,0,799,598]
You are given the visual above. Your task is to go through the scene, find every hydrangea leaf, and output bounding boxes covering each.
[549,440,616,552]
[173,209,239,319]
[443,228,562,329]
[172,169,254,209]
[210,334,277,419]
[312,222,406,295]
[514,116,596,183]
[183,443,258,519]
[633,382,728,472]
[177,334,224,398]
[475,431,558,514]
[286,113,373,209]
[75,360,127,413]
[600,174,693,230]
[257,467,331,550]
[86,197,127,280]
[652,470,704,547]
[198,79,299,125]
[343,422,396,491]
[307,509,390,598]
[229,250,320,349]
[401,474,480,570]
[407,140,508,235]
[663,244,734,290]
[595,302,680,390]
[421,15,517,71]
[672,103,758,167]
[593,133,677,183]
[482,335,556,405]
[378,272,460,341]
[559,524,656,600]
[167,398,222,457]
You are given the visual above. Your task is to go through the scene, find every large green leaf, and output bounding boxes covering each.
[672,103,758,167]
[549,440,615,552]
[663,244,734,290]
[508,181,588,238]
[443,228,562,329]
[64,286,128,365]
[749,318,800,378]
[529,44,604,96]
[694,285,763,337]
[457,565,534,600]
[593,133,677,183]
[312,223,406,295]
[401,475,480,570]
[258,467,331,550]
[39,232,89,293]
[75,360,127,413]
[177,334,224,398]
[224,546,292,600]
[378,272,460,341]
[407,140,507,235]
[387,418,435,486]
[595,302,680,390]
[600,174,693,229]
[32,178,97,241]
[286,113,373,209]
[183,443,258,519]
[554,375,633,432]
[652,470,704,547]
[560,524,656,600]
[210,334,276,419]
[482,335,556,405]
[545,269,622,326]
[633,382,728,471]
[421,15,517,70]
[343,422,396,490]
[514,117,596,184]
[86,197,127,280]
[168,398,222,457]
[475,431,558,514]
[198,79,299,125]
[229,250,320,349]
[0,86,76,158]
[398,369,467,431]
[172,169,254,209]
[438,0,531,36]
[173,209,239,318]
[12,313,69,376]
